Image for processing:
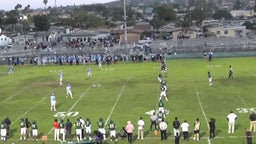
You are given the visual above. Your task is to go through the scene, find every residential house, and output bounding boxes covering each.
[61,31,97,42]
[13,35,34,45]
[158,25,200,40]
[110,29,142,45]
[230,10,255,18]
[171,27,200,40]
[144,7,154,20]
[207,25,247,37]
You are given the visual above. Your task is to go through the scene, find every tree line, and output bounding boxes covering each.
[0,0,255,33]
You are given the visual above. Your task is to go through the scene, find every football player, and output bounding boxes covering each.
[97,118,106,140]
[59,72,63,86]
[50,92,56,111]
[66,83,73,98]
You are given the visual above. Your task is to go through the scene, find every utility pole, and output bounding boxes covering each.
[54,0,57,7]
[123,0,128,50]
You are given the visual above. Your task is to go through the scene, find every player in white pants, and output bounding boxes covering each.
[50,92,56,111]
[66,83,73,98]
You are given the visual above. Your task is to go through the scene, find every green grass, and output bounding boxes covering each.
[0,57,256,144]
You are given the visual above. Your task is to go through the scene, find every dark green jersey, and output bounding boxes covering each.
[97,120,104,128]
[108,122,115,131]
[158,112,164,119]
[31,123,38,129]
[75,121,82,129]
[85,120,91,127]
[158,101,164,107]
[1,122,7,129]
[20,120,25,128]
[59,121,65,129]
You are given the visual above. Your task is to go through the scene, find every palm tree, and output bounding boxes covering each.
[15,4,22,11]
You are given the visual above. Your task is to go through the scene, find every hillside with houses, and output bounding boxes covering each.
[0,0,256,58]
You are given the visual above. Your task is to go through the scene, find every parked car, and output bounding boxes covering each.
[138,37,152,44]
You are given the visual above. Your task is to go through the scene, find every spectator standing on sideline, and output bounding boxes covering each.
[208,51,213,61]
[208,118,216,139]
[149,112,157,133]
[181,120,189,141]
[65,119,73,143]
[173,117,180,136]
[174,132,180,144]
[66,83,73,98]
[245,128,252,144]
[50,92,56,111]
[137,117,145,140]
[159,119,168,140]
[125,121,134,143]
[249,111,256,132]
[193,118,200,141]
[53,119,60,141]
[227,111,237,133]
[120,127,127,140]
[228,65,233,79]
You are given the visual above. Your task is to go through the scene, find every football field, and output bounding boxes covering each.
[0,57,256,144]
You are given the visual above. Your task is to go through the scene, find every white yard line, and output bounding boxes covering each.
[47,72,105,134]
[237,94,250,108]
[192,79,211,144]
[11,88,56,126]
[104,73,133,127]
[9,67,89,125]
[192,80,209,128]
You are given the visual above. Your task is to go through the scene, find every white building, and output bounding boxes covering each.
[0,34,13,48]
[230,10,255,17]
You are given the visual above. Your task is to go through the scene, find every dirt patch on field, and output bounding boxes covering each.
[30,82,57,88]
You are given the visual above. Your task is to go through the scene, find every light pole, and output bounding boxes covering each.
[123,0,128,50]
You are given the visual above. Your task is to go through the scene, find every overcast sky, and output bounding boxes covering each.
[0,0,116,11]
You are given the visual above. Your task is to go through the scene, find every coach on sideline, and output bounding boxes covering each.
[249,111,256,132]
[226,111,237,134]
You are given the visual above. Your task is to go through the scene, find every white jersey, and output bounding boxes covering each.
[137,119,145,130]
[227,113,237,123]
[8,65,14,75]
[50,95,56,102]
[66,84,71,91]
[50,94,56,111]
[98,61,102,70]
[59,72,63,85]
[181,122,189,132]
[87,68,92,77]
[66,84,73,98]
